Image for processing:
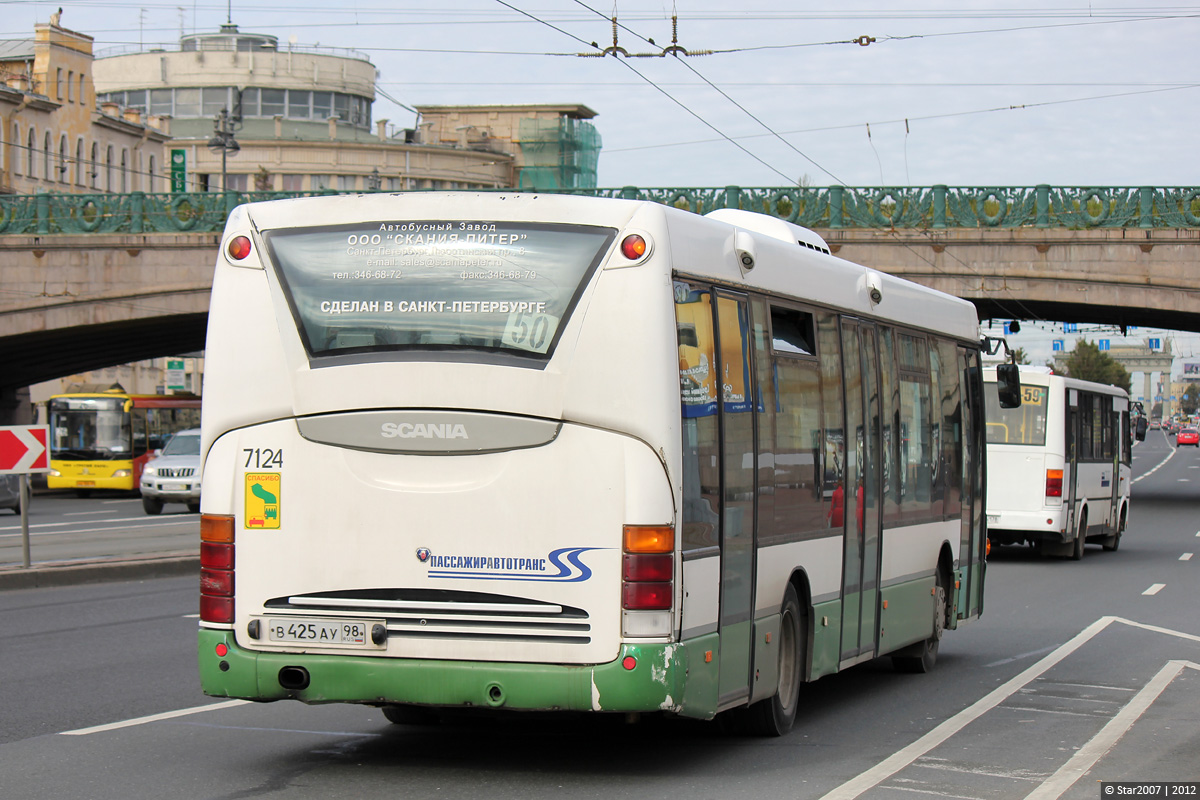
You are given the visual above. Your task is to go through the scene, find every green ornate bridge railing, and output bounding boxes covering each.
[3,185,1200,235]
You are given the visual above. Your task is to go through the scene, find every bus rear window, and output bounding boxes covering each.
[985,383,1048,445]
[263,221,615,361]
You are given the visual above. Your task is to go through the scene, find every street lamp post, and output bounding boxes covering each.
[207,107,240,191]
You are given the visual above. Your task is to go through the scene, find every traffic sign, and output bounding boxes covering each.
[166,359,187,391]
[0,426,50,474]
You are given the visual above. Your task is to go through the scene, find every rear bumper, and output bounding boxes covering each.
[199,628,692,715]
[987,508,1068,544]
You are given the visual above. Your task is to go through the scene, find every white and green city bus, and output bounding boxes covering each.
[199,192,998,734]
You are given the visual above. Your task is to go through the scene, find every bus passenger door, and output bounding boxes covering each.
[958,347,985,619]
[839,320,882,665]
[713,292,757,708]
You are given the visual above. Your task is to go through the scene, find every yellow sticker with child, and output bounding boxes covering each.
[245,472,281,529]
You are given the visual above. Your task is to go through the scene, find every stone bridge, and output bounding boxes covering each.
[2,185,1199,420]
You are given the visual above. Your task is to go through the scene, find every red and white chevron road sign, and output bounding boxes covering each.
[0,426,50,474]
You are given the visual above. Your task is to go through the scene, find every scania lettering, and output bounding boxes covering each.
[199,193,993,735]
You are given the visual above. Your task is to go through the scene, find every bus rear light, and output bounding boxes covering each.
[623,525,674,553]
[200,594,234,624]
[622,582,672,610]
[201,514,235,543]
[227,235,252,260]
[622,656,637,670]
[200,567,233,596]
[1046,469,1063,497]
[200,541,233,570]
[200,515,235,624]
[620,234,647,260]
[623,553,672,582]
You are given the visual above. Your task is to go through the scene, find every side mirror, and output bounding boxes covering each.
[1135,417,1147,442]
[996,363,1022,409]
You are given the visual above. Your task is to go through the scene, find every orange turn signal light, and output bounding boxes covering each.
[201,514,235,543]
[623,525,674,553]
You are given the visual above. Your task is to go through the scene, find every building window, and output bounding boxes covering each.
[120,149,128,193]
[311,175,331,191]
[105,145,114,192]
[56,68,63,100]
[288,90,311,118]
[150,88,172,116]
[313,91,332,119]
[175,88,200,116]
[148,155,156,192]
[90,142,99,188]
[67,71,73,102]
[79,73,87,106]
[337,175,357,192]
[27,128,34,178]
[225,173,248,191]
[43,131,51,181]
[75,139,84,185]
[202,87,228,117]
[58,135,68,183]
[280,174,304,191]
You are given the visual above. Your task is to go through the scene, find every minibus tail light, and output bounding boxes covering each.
[200,514,235,624]
[1045,469,1063,498]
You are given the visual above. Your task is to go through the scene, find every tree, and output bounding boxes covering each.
[1062,340,1131,394]
[1182,384,1200,416]
[1010,347,1031,366]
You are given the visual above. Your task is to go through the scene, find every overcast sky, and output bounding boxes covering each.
[9,1,1198,189]
[7,1,1200,373]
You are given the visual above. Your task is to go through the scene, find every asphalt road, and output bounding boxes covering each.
[0,432,1196,799]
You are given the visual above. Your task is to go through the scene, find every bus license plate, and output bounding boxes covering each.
[266,618,378,647]
[986,515,999,524]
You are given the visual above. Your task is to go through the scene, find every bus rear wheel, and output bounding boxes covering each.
[1102,508,1125,552]
[745,584,804,737]
[381,704,440,726]
[893,570,946,674]
[1070,511,1087,561]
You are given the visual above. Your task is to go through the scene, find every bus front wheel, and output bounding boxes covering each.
[745,584,804,737]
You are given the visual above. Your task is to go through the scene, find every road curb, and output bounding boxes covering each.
[0,553,198,590]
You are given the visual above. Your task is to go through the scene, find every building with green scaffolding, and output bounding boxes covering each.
[414,104,601,191]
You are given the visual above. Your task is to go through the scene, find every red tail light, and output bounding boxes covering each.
[1046,469,1063,498]
[622,525,674,611]
[622,582,672,610]
[200,514,235,624]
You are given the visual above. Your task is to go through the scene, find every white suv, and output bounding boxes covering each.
[140,429,201,514]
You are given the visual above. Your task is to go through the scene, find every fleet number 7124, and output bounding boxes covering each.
[244,448,283,468]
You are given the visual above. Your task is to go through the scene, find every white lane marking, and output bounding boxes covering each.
[817,616,1118,800]
[64,511,121,516]
[984,644,1059,668]
[1181,553,1194,562]
[1142,584,1166,596]
[0,519,196,539]
[1134,447,1176,483]
[818,617,1200,800]
[1023,661,1200,800]
[1179,479,1192,482]
[0,515,196,532]
[60,699,249,735]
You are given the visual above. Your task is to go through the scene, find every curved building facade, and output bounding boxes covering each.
[93,24,520,192]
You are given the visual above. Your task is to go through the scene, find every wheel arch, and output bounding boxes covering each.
[786,567,814,682]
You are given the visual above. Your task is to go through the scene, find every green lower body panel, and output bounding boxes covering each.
[200,629,716,718]
[878,576,936,653]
